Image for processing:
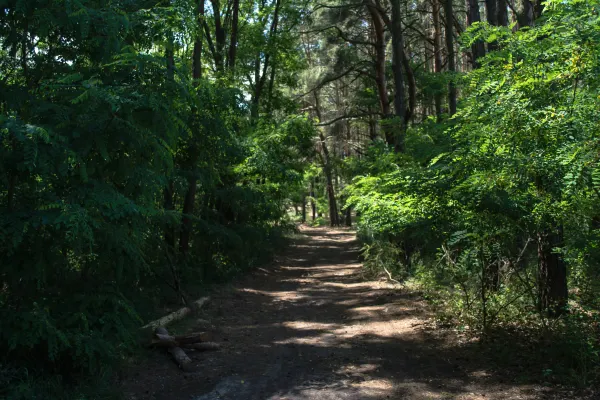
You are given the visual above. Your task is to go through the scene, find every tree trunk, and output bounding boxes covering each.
[367,3,392,145]
[485,0,498,51]
[515,0,534,28]
[180,3,204,256]
[310,182,316,221]
[390,0,407,153]
[402,50,417,125]
[250,0,281,123]
[466,0,485,68]
[210,0,225,71]
[533,0,544,20]
[345,206,352,227]
[444,0,457,116]
[432,0,444,119]
[192,0,205,83]
[497,0,509,26]
[368,114,378,141]
[314,91,339,227]
[537,228,568,317]
[301,196,306,223]
[227,0,239,71]
[164,39,176,253]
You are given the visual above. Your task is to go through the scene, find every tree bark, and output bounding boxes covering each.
[485,0,501,51]
[227,0,239,71]
[345,207,352,227]
[210,0,225,71]
[141,297,210,332]
[390,0,407,152]
[192,0,205,82]
[466,0,485,68]
[533,0,544,20]
[367,2,392,145]
[444,0,457,116]
[164,40,176,253]
[497,0,509,26]
[537,228,568,317]
[301,196,307,223]
[402,50,417,125]
[432,0,444,119]
[515,0,534,28]
[310,181,316,221]
[180,2,204,255]
[314,91,339,227]
[179,176,197,255]
[250,0,281,122]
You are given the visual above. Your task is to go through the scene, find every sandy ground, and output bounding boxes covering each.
[121,227,591,400]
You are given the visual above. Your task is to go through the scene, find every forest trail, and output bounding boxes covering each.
[123,227,564,400]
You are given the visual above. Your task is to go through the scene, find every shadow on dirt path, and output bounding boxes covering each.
[122,227,577,400]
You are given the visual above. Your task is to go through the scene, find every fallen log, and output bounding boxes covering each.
[155,327,195,371]
[184,342,221,351]
[149,335,178,348]
[174,331,212,345]
[168,346,194,371]
[148,330,211,348]
[141,297,210,332]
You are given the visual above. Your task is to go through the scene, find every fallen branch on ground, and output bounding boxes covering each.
[141,297,210,332]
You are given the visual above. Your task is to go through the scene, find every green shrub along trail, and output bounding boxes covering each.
[1,0,599,398]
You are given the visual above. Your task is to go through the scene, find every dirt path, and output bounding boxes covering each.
[123,227,575,400]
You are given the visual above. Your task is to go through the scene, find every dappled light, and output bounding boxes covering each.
[3,0,599,397]
[121,228,572,400]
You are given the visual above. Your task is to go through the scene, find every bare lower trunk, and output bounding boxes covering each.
[467,0,485,67]
[432,0,443,119]
[390,0,407,152]
[179,177,197,255]
[345,207,352,227]
[310,182,316,221]
[444,0,457,116]
[301,196,307,223]
[537,228,568,317]
[367,3,392,145]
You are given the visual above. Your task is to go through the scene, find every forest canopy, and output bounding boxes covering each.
[1,0,600,396]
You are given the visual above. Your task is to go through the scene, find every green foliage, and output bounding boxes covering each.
[0,0,313,396]
[345,0,600,385]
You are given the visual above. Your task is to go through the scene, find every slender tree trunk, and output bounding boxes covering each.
[537,228,568,317]
[402,50,417,124]
[485,0,499,51]
[314,91,339,227]
[432,0,444,119]
[466,0,485,67]
[368,113,378,141]
[250,0,281,123]
[192,0,205,82]
[301,196,306,223]
[310,181,316,221]
[227,0,239,71]
[210,0,225,71]
[444,0,457,116]
[164,38,176,253]
[179,178,197,254]
[345,207,352,227]
[367,3,392,145]
[179,0,204,255]
[390,0,407,152]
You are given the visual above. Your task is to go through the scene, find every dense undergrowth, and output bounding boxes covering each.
[344,0,600,386]
[3,0,600,396]
[0,1,314,398]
